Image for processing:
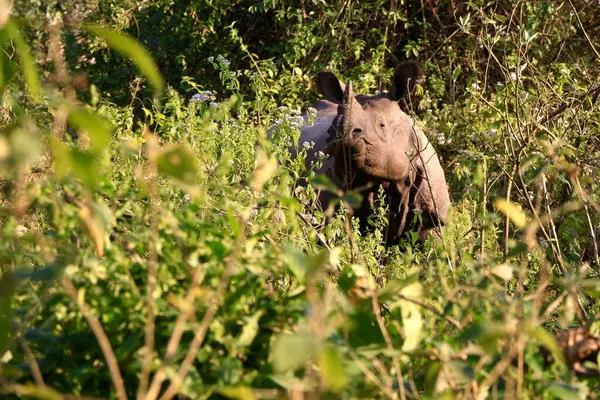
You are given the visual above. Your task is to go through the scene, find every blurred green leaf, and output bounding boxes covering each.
[84,24,165,95]
[282,245,328,285]
[2,19,40,100]
[68,107,113,154]
[65,148,101,188]
[525,325,565,366]
[310,174,338,194]
[156,146,200,185]
[342,192,363,209]
[495,199,527,228]
[271,330,317,373]
[544,383,588,400]
[423,362,441,397]
[459,320,505,355]
[0,119,42,172]
[490,264,514,281]
[318,345,347,392]
[217,387,257,400]
[252,148,277,192]
[0,40,14,94]
[388,270,423,352]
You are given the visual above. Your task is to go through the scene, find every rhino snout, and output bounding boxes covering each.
[343,127,364,147]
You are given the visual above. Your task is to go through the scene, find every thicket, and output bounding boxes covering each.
[1,0,600,399]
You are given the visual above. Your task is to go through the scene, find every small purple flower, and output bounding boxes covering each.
[217,55,231,67]
[191,93,210,102]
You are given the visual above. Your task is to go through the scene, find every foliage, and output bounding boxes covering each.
[1,0,600,399]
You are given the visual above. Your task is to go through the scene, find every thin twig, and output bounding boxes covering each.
[62,277,128,400]
[346,346,396,399]
[539,83,600,125]
[372,294,406,400]
[18,336,45,388]
[137,132,160,400]
[0,380,107,400]
[144,267,205,400]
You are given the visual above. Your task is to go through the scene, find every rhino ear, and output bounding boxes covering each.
[389,61,424,101]
[314,72,345,104]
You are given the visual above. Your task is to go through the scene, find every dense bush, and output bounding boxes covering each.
[1,0,600,399]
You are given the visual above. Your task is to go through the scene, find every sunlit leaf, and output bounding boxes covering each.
[78,199,113,258]
[252,148,277,193]
[388,269,423,352]
[318,345,347,392]
[490,263,514,281]
[495,199,527,228]
[235,310,264,349]
[217,387,257,400]
[84,24,164,94]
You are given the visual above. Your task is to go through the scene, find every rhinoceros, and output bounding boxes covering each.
[291,62,451,246]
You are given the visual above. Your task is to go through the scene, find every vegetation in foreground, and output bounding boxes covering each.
[1,1,600,398]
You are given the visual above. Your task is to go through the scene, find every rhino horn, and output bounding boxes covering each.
[342,80,362,138]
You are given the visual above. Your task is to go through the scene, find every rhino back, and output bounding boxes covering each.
[413,128,451,224]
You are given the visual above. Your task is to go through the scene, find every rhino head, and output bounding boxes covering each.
[314,62,425,188]
[309,62,450,242]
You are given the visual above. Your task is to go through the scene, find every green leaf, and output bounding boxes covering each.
[217,387,257,400]
[544,383,588,400]
[318,345,347,392]
[271,330,318,373]
[69,148,102,188]
[525,325,565,366]
[84,24,164,95]
[495,199,527,228]
[0,37,15,94]
[342,192,363,209]
[156,146,200,185]
[68,107,113,154]
[310,174,339,194]
[458,320,505,355]
[235,310,263,349]
[0,274,15,358]
[53,140,101,188]
[387,270,423,352]
[3,19,41,100]
[452,65,463,83]
[282,245,328,284]
[423,362,441,397]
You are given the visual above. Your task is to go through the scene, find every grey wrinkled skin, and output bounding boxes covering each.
[291,62,451,246]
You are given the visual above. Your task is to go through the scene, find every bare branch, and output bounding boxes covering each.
[62,277,128,400]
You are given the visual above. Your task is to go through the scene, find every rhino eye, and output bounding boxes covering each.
[378,122,385,129]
